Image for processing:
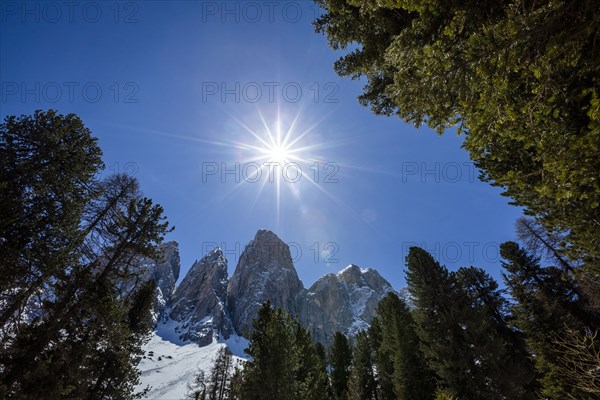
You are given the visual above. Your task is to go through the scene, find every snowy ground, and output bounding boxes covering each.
[137,322,248,399]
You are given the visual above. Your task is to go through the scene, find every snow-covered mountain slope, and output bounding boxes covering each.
[137,323,248,400]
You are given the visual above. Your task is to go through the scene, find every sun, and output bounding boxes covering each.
[214,106,342,226]
[230,109,314,172]
[268,144,290,165]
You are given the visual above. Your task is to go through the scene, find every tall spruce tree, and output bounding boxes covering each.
[406,246,535,400]
[314,342,334,400]
[0,110,103,331]
[241,302,332,400]
[500,241,595,399]
[241,302,298,400]
[515,217,600,319]
[347,331,378,400]
[369,317,395,400]
[294,321,331,400]
[371,292,436,400]
[330,332,352,400]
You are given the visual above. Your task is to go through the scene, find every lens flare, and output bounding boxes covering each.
[218,106,341,225]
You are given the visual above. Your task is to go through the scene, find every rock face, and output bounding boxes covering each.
[168,248,231,345]
[155,230,397,348]
[140,241,180,317]
[297,264,394,345]
[227,230,304,336]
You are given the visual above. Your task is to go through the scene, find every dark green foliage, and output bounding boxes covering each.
[330,332,352,400]
[347,331,378,400]
[240,302,330,400]
[370,293,436,400]
[515,217,600,321]
[314,342,334,400]
[314,0,600,280]
[294,323,331,400]
[0,109,103,330]
[0,110,172,399]
[241,302,298,400]
[500,241,597,399]
[369,317,395,400]
[406,246,536,400]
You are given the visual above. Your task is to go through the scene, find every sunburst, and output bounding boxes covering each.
[220,106,340,224]
[98,107,353,226]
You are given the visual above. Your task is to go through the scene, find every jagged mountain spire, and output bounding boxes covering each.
[298,264,394,345]
[227,229,304,336]
[168,247,231,345]
[154,230,396,347]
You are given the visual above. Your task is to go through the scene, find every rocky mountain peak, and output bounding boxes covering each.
[167,246,230,345]
[201,246,226,265]
[242,229,295,270]
[153,231,396,348]
[150,241,180,296]
[136,241,180,318]
[254,228,278,241]
[337,264,366,284]
[227,230,303,336]
[298,264,394,345]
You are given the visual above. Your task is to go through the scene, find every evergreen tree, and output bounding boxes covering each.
[86,278,158,399]
[371,292,436,400]
[0,173,170,398]
[347,331,378,400]
[209,347,234,400]
[500,241,595,399]
[315,342,334,400]
[515,217,600,318]
[0,109,102,331]
[241,302,332,400]
[241,302,298,400]
[0,110,172,399]
[330,332,352,400]
[314,0,600,280]
[294,322,331,400]
[315,342,327,368]
[229,362,244,400]
[406,246,535,400]
[368,318,395,400]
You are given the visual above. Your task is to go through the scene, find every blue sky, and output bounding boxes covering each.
[0,1,523,290]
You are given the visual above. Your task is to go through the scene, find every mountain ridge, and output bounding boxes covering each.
[149,230,397,347]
